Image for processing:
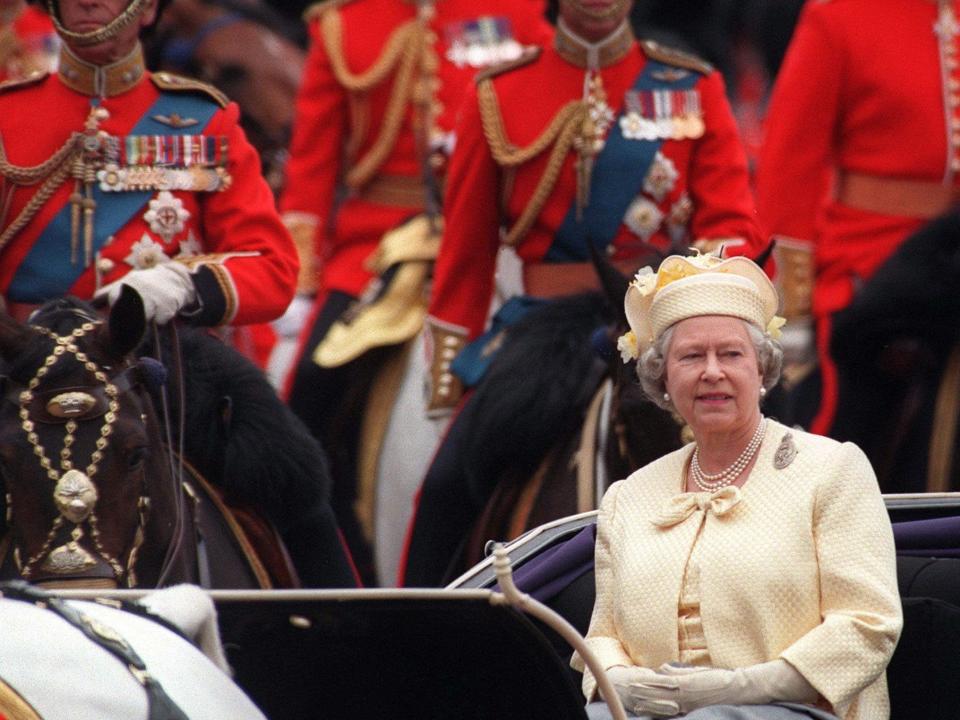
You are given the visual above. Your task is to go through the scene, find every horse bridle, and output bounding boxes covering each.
[2,319,151,587]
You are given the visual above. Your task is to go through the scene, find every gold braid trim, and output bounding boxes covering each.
[322,10,425,189]
[0,131,80,253]
[321,10,418,91]
[0,132,79,184]
[476,78,586,246]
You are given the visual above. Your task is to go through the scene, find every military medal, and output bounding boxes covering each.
[124,234,169,270]
[143,190,190,243]
[96,134,231,193]
[622,90,659,140]
[680,89,705,139]
[176,230,202,258]
[623,196,664,240]
[619,92,645,140]
[643,152,679,201]
[667,193,694,243]
[444,16,522,68]
[653,90,674,139]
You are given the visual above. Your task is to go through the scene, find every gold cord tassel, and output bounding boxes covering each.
[575,116,597,221]
[69,181,83,265]
[83,188,96,267]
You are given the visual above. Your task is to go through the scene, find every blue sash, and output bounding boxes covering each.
[547,60,698,262]
[450,295,547,386]
[8,92,220,303]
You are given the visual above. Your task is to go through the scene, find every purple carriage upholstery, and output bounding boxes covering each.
[892,515,960,558]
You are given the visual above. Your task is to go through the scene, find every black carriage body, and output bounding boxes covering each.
[48,493,960,720]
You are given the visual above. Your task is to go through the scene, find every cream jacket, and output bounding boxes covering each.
[574,420,902,720]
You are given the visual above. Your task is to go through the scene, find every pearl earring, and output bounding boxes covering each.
[759,387,767,398]
[663,392,671,402]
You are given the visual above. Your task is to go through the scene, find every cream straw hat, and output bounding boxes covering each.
[617,253,784,362]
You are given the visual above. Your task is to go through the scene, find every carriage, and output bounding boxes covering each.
[207,492,959,720]
[3,489,951,720]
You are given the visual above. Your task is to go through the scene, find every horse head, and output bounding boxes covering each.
[0,289,189,589]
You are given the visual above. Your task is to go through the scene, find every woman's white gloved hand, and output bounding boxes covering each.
[605,665,679,717]
[646,660,818,715]
[606,660,817,717]
[95,262,196,324]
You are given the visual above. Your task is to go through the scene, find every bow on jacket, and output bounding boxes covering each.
[651,485,743,528]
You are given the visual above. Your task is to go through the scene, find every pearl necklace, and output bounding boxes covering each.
[690,417,767,492]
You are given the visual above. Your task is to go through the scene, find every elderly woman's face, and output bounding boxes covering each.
[663,315,763,437]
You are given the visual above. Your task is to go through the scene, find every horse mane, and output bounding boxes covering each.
[158,328,332,534]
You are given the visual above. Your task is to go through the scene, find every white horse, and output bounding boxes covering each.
[368,246,524,586]
[0,584,266,720]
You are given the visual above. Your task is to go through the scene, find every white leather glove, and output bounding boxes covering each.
[622,660,818,716]
[606,665,678,717]
[95,262,196,324]
[272,293,314,338]
[139,584,231,674]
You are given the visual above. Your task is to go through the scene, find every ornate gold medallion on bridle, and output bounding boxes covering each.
[10,321,132,581]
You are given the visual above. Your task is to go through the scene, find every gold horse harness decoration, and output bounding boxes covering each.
[7,321,149,585]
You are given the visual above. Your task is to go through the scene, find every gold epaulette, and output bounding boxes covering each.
[151,71,229,109]
[0,70,47,94]
[303,0,356,22]
[476,46,542,84]
[640,39,713,75]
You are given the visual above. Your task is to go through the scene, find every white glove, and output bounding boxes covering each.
[606,665,678,717]
[95,262,196,324]
[620,660,818,716]
[139,584,231,674]
[272,293,314,338]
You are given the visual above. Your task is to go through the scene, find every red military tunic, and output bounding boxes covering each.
[756,0,960,321]
[755,0,960,433]
[279,0,550,297]
[0,44,298,325]
[428,24,764,343]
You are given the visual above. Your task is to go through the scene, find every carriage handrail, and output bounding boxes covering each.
[882,492,960,503]
[447,509,600,589]
[51,587,496,602]
[490,543,627,720]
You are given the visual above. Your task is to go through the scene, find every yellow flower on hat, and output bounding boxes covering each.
[617,331,639,363]
[766,315,787,340]
[631,266,657,296]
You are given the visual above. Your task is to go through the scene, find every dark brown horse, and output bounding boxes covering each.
[0,290,353,589]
